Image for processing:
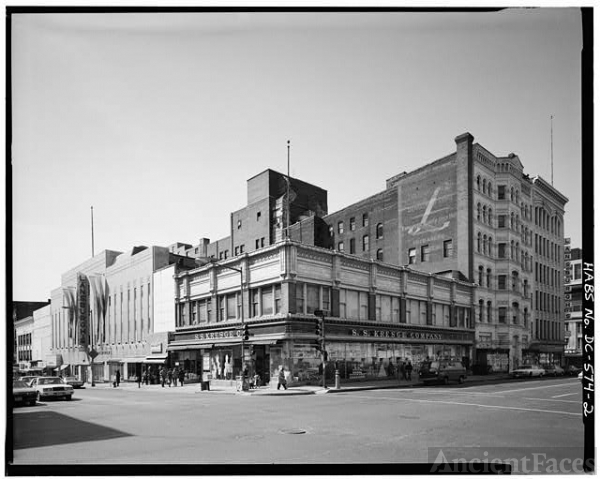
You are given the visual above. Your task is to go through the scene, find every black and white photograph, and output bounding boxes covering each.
[8,5,593,475]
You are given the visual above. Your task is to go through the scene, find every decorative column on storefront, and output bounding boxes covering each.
[368,261,377,321]
[281,239,297,314]
[330,252,342,318]
[400,269,408,323]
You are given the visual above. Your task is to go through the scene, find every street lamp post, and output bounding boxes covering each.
[314,309,327,389]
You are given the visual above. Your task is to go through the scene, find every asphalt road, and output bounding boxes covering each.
[10,377,584,470]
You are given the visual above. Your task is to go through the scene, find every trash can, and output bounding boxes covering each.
[200,381,210,391]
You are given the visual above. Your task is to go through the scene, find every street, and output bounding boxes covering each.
[10,377,583,469]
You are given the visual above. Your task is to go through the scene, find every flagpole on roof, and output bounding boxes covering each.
[286,140,290,239]
[91,206,95,257]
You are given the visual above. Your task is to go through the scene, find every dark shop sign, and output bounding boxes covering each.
[350,329,471,342]
[177,329,243,342]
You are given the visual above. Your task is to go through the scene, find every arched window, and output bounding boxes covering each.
[510,187,514,201]
[478,266,484,286]
[510,212,514,230]
[510,240,515,260]
[483,234,488,255]
[487,301,493,322]
[477,232,482,253]
[376,249,383,261]
[482,178,487,194]
[477,203,481,221]
[479,299,484,322]
[488,208,493,226]
[487,182,491,196]
[482,205,487,223]
[477,175,481,191]
[376,223,383,239]
[486,269,491,288]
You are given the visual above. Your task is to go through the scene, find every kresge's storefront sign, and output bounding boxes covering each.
[350,329,471,342]
[192,329,242,341]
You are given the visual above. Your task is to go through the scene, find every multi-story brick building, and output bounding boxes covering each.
[169,240,476,387]
[563,242,583,368]
[174,133,567,372]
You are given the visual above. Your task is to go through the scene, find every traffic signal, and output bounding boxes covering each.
[243,323,250,341]
[315,319,323,339]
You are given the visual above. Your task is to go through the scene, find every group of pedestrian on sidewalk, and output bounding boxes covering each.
[157,366,185,388]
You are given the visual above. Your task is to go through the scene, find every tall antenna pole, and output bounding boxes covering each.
[91,206,95,257]
[550,115,554,186]
[286,140,290,238]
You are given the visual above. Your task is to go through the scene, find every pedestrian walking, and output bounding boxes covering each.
[277,366,288,390]
[172,367,179,387]
[400,361,406,381]
[136,371,141,388]
[167,368,173,387]
[143,369,149,386]
[406,361,413,381]
[115,369,121,387]
[160,366,167,387]
[178,368,185,387]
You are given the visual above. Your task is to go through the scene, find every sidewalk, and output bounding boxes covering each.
[91,372,517,396]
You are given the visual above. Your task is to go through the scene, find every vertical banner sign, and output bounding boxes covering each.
[77,273,90,348]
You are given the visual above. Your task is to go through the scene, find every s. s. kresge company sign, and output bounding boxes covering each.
[193,329,243,341]
[350,329,470,341]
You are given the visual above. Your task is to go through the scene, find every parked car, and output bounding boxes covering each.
[12,380,38,407]
[542,364,565,376]
[419,359,467,385]
[19,376,41,387]
[578,372,583,382]
[63,376,84,388]
[30,377,74,401]
[512,364,545,378]
[567,365,583,376]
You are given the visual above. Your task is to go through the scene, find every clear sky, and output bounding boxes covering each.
[11,8,583,301]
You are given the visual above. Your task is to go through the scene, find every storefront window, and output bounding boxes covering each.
[322,286,330,313]
[227,294,237,320]
[274,284,282,313]
[252,290,259,317]
[296,283,305,314]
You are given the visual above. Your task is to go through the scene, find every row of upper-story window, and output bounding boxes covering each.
[476,233,531,269]
[330,216,383,238]
[534,234,562,264]
[476,265,530,296]
[17,333,32,346]
[407,240,453,264]
[475,299,528,326]
[336,238,385,261]
[177,282,472,328]
[535,318,562,341]
[476,176,527,206]
[18,350,32,361]
[534,290,562,315]
[534,262,562,289]
[533,206,562,237]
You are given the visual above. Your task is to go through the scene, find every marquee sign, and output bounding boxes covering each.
[350,328,472,342]
[77,273,90,348]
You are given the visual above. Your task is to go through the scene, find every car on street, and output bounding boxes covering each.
[578,372,583,381]
[63,376,84,388]
[567,365,583,376]
[512,364,545,378]
[419,359,467,385]
[12,380,38,407]
[542,364,565,376]
[30,376,74,401]
[19,376,41,387]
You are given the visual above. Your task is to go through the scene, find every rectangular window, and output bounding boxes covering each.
[350,238,356,254]
[296,283,305,314]
[346,290,359,319]
[498,275,506,290]
[498,243,506,259]
[274,284,282,314]
[227,294,237,320]
[255,239,260,249]
[252,290,259,317]
[362,213,369,227]
[498,215,506,228]
[574,263,582,280]
[498,307,507,324]
[359,291,369,320]
[219,296,225,322]
[443,240,453,258]
[322,286,330,314]
[350,217,356,231]
[199,299,207,323]
[498,185,506,200]
[339,289,346,318]
[306,284,320,314]
[262,287,274,316]
[362,235,369,252]
[235,246,239,256]
[338,221,344,234]
[408,248,416,264]
[421,244,430,262]
[338,241,344,252]
[261,237,265,247]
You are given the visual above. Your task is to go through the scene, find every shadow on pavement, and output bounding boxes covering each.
[13,410,132,449]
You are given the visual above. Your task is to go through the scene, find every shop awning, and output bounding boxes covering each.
[120,357,146,363]
[249,339,279,346]
[145,354,168,364]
